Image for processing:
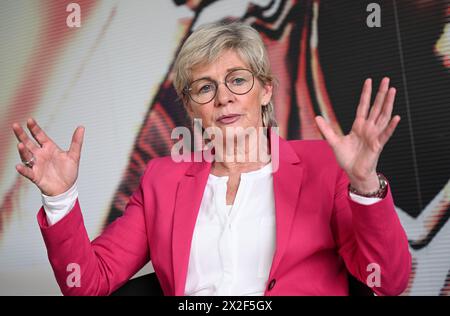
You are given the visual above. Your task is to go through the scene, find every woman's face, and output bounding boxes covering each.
[185,50,273,137]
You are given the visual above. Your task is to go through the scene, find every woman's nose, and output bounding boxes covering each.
[215,82,234,106]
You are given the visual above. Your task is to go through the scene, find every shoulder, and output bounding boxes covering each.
[284,139,344,186]
[142,155,192,179]
[285,139,337,166]
[286,139,331,152]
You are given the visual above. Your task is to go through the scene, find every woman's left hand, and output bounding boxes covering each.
[315,77,400,193]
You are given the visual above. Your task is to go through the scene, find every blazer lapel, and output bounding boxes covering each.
[171,130,304,295]
[172,157,211,296]
[269,130,304,277]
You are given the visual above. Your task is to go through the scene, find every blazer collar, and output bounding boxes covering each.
[171,128,304,295]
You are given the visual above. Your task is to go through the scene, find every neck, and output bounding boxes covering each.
[212,160,269,176]
[211,128,271,176]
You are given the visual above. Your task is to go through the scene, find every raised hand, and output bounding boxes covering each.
[315,77,400,193]
[12,118,85,196]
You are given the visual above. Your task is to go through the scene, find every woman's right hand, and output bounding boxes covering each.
[12,118,85,196]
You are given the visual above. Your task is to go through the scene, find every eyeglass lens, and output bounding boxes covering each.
[188,69,254,104]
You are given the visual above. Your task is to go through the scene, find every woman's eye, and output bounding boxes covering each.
[231,77,246,85]
[198,84,213,94]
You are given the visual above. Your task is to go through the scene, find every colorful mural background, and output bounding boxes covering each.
[0,0,448,295]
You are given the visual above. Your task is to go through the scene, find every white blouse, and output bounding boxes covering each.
[184,162,276,296]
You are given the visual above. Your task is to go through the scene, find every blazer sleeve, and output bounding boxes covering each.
[330,168,412,296]
[37,160,156,296]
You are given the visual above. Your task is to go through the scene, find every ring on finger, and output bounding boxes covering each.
[23,155,35,168]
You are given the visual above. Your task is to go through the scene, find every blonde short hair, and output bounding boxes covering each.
[173,21,277,127]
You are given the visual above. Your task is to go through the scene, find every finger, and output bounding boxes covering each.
[368,77,390,123]
[17,142,34,163]
[379,115,401,146]
[315,116,339,146]
[355,78,372,119]
[12,123,39,151]
[375,87,396,129]
[15,163,35,182]
[68,126,85,161]
[27,118,52,147]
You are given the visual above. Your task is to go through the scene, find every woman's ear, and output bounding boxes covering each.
[183,97,194,118]
[261,83,273,105]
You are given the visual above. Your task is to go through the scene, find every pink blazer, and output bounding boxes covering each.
[37,133,411,296]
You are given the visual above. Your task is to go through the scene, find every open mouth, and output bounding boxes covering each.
[216,114,241,125]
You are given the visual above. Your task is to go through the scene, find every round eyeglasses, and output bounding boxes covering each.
[184,68,255,104]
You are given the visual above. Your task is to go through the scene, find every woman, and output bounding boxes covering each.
[12,21,411,296]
